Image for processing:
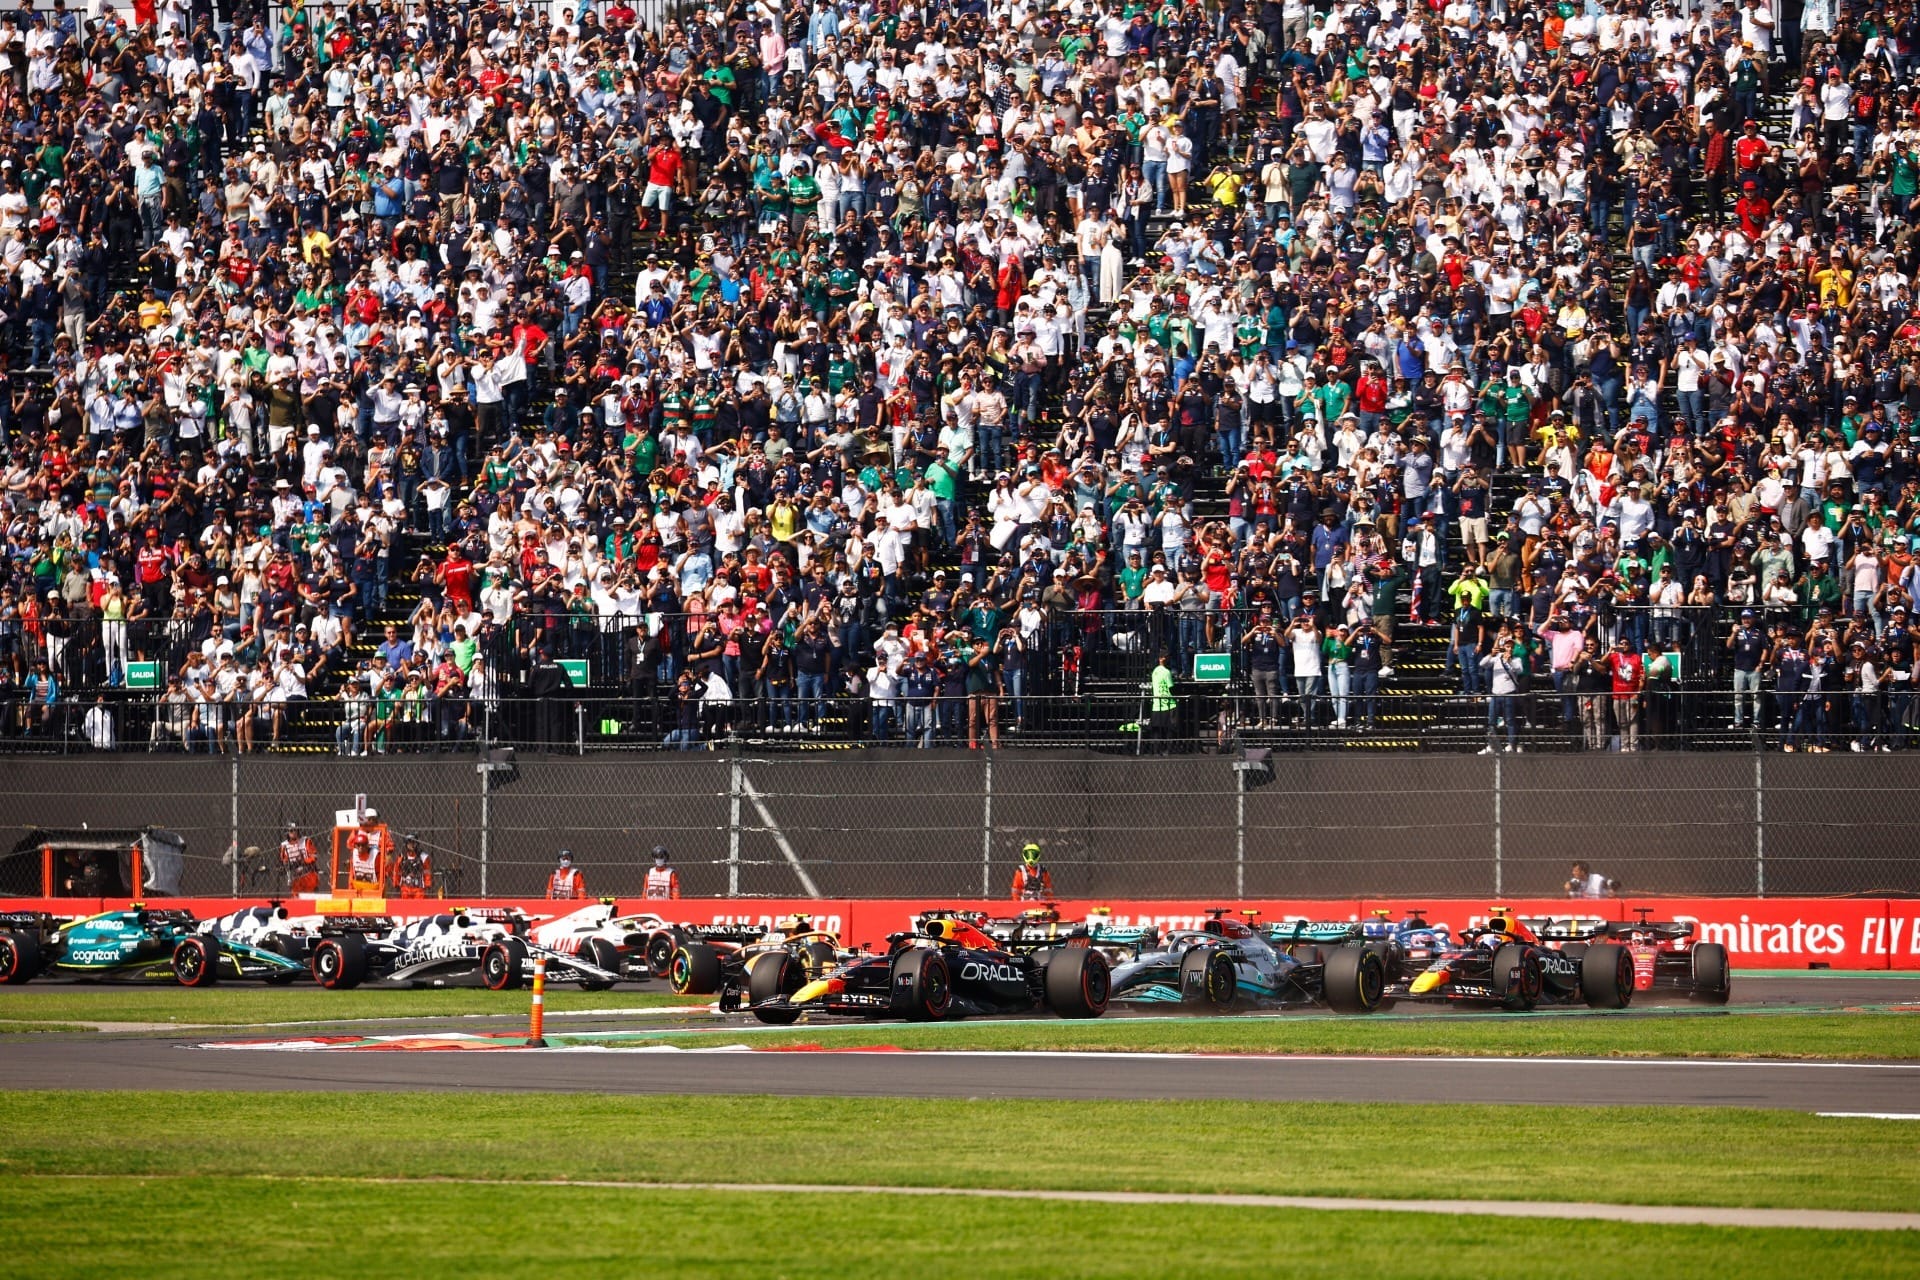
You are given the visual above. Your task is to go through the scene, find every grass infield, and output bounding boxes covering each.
[571,1008,1920,1060]
[4,1092,1918,1213]
[12,1178,1916,1279]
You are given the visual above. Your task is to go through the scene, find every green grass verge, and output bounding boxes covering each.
[0,986,702,1027]
[0,1022,89,1035]
[4,1093,1916,1214]
[578,1008,1920,1060]
[13,1178,1913,1279]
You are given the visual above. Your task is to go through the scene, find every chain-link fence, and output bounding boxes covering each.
[2,750,1917,900]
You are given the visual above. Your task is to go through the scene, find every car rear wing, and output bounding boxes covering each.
[683,923,770,946]
[1601,919,1695,942]
[0,910,71,931]
[319,915,399,935]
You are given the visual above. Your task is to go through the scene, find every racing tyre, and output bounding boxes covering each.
[482,938,528,991]
[892,947,954,1022]
[0,931,40,984]
[803,941,838,976]
[1179,948,1237,1011]
[1579,943,1634,1010]
[644,929,681,980]
[1491,944,1542,1011]
[1043,946,1110,1019]
[312,935,367,990]
[748,951,805,1025]
[669,942,723,996]
[1323,945,1386,1014]
[1691,943,1732,1004]
[579,938,621,992]
[172,935,221,987]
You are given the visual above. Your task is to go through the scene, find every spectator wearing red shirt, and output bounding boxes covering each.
[1607,638,1645,753]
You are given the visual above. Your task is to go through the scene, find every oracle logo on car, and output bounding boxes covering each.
[960,960,1022,984]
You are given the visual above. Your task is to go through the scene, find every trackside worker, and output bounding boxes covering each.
[391,835,432,899]
[347,828,383,891]
[644,845,680,899]
[280,821,319,894]
[1566,861,1618,898]
[548,849,587,899]
[1010,843,1054,899]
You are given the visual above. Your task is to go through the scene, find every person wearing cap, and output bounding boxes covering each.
[547,850,588,899]
[1727,609,1771,730]
[643,845,680,899]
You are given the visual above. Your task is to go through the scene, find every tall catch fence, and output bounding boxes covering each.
[0,752,1912,901]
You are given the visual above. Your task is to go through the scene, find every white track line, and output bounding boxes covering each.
[58,1174,1910,1232]
[1817,1112,1920,1120]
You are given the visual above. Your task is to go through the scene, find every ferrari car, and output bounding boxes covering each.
[744,914,1109,1024]
[1395,906,1635,1011]
[307,907,620,991]
[1109,911,1386,1013]
[0,906,305,986]
[669,914,849,1006]
[1536,909,1731,1004]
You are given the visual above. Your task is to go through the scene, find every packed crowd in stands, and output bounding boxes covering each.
[0,0,1918,753]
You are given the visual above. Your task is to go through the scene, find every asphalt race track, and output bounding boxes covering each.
[2,975,1917,1112]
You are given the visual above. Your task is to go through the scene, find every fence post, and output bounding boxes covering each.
[728,750,743,897]
[1235,760,1246,899]
[1754,746,1765,897]
[1492,753,1503,898]
[981,751,993,898]
[230,753,241,896]
[478,760,491,899]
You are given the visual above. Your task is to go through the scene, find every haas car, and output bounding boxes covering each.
[1397,906,1635,1011]
[1537,908,1731,1004]
[0,906,305,987]
[670,915,850,1007]
[1105,909,1387,1014]
[307,907,620,991]
[746,913,1110,1024]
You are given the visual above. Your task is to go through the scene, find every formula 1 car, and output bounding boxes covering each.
[1536,908,1731,1004]
[1396,906,1634,1011]
[0,906,306,986]
[1109,911,1386,1013]
[525,901,683,983]
[669,915,848,1006]
[746,914,1110,1023]
[307,907,620,991]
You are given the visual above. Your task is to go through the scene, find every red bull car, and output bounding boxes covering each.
[1537,908,1731,1004]
[669,914,850,1005]
[746,914,1109,1024]
[1396,907,1634,1011]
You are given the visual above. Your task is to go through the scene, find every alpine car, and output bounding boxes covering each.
[307,907,620,991]
[1395,906,1635,1011]
[0,905,305,986]
[743,913,1110,1024]
[670,915,850,1005]
[1537,908,1731,1004]
[1106,910,1385,1013]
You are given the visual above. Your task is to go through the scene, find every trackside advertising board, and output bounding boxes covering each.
[2,898,1915,969]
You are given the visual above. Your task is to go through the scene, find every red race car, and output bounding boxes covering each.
[1537,908,1731,1004]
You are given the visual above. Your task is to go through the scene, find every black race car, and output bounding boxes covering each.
[745,914,1109,1024]
[1397,907,1635,1011]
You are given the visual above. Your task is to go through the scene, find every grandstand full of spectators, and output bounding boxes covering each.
[0,0,1916,755]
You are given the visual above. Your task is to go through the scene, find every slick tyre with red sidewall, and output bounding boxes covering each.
[482,938,528,991]
[892,946,954,1021]
[1579,942,1634,1009]
[311,935,368,990]
[1044,945,1110,1019]
[172,935,221,987]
